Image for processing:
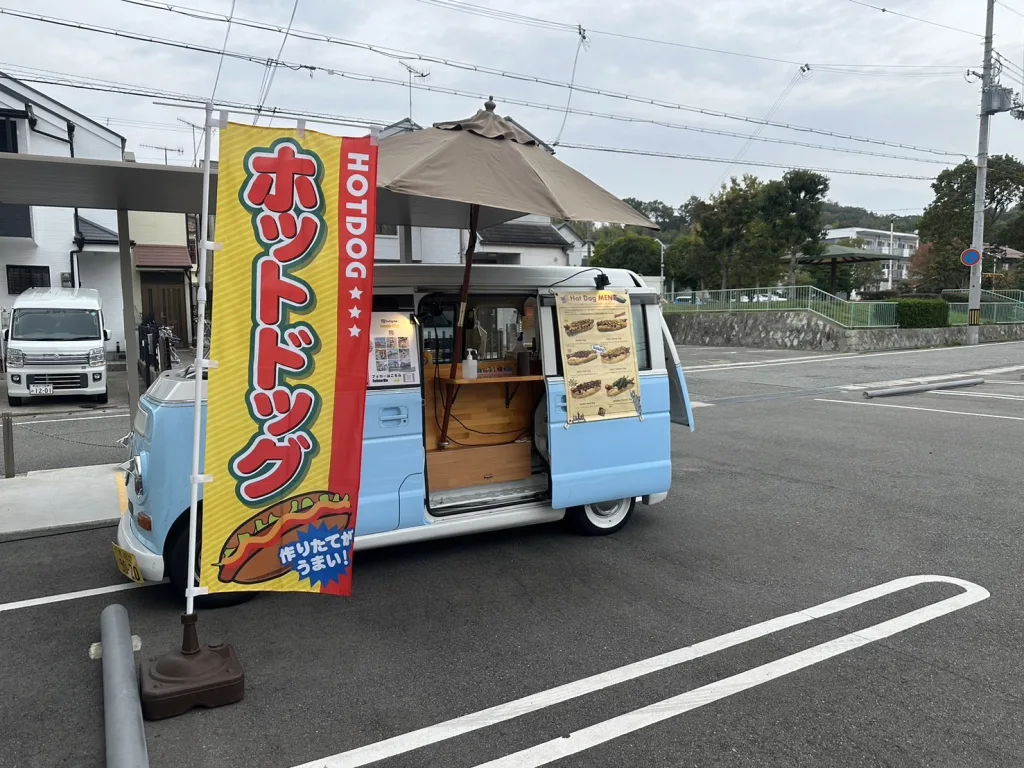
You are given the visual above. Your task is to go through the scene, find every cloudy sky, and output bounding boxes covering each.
[2,0,1023,215]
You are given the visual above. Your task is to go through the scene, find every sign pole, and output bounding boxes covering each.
[137,102,244,722]
[967,0,996,346]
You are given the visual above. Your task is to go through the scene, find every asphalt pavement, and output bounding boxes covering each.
[1,342,1023,767]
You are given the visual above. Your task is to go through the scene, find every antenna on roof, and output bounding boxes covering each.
[398,61,429,123]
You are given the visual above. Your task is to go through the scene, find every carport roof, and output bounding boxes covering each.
[0,152,217,214]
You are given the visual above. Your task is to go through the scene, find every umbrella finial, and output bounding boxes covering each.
[484,96,496,112]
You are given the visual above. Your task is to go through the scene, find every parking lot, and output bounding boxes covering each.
[1,342,1023,767]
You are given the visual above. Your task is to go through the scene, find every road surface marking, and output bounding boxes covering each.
[13,412,129,426]
[816,398,1024,422]
[290,575,986,768]
[468,576,988,768]
[0,582,157,614]
[689,401,713,408]
[683,342,1024,373]
[933,391,1024,401]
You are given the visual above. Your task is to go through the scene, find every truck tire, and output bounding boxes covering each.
[568,497,636,536]
[168,525,253,608]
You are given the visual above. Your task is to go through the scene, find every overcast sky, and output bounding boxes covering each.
[2,0,1023,216]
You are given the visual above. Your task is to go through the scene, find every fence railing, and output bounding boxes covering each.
[941,288,1024,304]
[664,286,897,328]
[948,302,1024,326]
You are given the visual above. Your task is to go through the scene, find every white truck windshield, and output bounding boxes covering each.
[11,308,101,341]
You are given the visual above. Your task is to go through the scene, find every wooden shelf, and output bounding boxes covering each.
[440,375,545,385]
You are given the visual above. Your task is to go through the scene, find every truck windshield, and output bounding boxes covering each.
[10,308,101,341]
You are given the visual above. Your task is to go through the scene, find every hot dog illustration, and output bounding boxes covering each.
[563,318,594,337]
[596,318,627,333]
[216,492,352,584]
[566,349,598,366]
[570,380,602,399]
[599,346,631,364]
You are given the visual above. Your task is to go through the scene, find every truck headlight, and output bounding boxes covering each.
[5,348,24,368]
[89,347,105,367]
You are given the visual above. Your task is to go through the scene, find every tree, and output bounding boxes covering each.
[667,232,718,289]
[692,176,764,289]
[589,232,663,276]
[759,170,830,286]
[916,155,1024,289]
[821,201,920,233]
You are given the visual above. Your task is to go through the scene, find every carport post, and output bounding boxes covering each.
[117,209,141,424]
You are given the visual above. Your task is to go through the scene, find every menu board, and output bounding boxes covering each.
[555,290,642,424]
[368,312,420,388]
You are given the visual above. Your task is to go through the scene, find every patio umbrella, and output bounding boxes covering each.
[376,98,656,446]
[786,245,894,295]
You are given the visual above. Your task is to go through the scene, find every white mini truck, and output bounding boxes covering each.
[4,287,110,406]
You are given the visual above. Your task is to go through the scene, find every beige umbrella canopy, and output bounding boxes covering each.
[376,98,656,230]
[376,99,655,448]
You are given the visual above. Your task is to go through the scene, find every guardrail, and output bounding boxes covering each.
[941,288,1024,304]
[664,286,897,328]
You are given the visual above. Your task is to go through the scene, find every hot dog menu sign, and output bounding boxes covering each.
[555,290,642,424]
[201,125,378,596]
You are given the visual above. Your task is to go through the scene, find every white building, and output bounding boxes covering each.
[825,226,920,287]
[0,74,130,352]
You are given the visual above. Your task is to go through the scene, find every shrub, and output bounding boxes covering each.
[896,299,950,328]
[860,290,900,301]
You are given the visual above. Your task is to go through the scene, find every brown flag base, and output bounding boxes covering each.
[139,612,245,721]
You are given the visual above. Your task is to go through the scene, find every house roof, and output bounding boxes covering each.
[478,222,571,248]
[78,217,118,244]
[0,72,125,145]
[134,244,192,269]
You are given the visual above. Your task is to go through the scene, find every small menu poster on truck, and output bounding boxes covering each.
[555,290,642,423]
[368,312,420,387]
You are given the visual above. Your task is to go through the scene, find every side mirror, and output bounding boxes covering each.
[104,329,111,341]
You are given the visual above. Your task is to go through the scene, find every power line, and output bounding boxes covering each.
[996,1,1024,19]
[558,143,939,180]
[253,0,300,125]
[411,0,972,70]
[1,6,965,157]
[209,0,236,101]
[844,0,983,37]
[0,60,959,166]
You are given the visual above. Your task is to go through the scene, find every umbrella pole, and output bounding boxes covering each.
[438,204,481,448]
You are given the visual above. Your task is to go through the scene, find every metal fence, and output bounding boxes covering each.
[664,286,897,328]
[941,288,1024,304]
[948,302,1024,326]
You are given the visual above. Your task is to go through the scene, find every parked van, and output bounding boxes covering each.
[115,265,694,595]
[4,288,110,407]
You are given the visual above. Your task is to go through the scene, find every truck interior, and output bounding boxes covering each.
[417,292,549,515]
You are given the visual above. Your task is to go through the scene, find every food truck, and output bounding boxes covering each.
[114,263,694,596]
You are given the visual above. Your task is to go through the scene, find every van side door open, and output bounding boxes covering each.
[541,292,672,510]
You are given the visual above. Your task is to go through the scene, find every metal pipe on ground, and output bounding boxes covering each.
[2,411,13,479]
[862,378,985,399]
[100,604,149,768]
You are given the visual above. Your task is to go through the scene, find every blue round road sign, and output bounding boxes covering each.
[961,248,981,267]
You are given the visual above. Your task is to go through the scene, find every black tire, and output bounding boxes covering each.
[568,497,636,536]
[6,395,21,407]
[168,524,253,609]
[95,388,108,405]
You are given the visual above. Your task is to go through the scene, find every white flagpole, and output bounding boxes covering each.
[185,101,216,616]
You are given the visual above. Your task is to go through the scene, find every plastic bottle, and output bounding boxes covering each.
[463,348,478,379]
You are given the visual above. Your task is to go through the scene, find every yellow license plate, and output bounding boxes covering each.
[113,543,144,583]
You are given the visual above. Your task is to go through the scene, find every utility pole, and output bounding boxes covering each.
[967,0,996,345]
[140,143,183,165]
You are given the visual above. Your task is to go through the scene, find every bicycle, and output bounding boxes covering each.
[158,326,182,367]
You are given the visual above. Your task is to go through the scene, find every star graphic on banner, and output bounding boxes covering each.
[349,306,361,319]
[349,287,363,300]
[349,325,361,337]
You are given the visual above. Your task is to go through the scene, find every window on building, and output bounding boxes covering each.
[376,223,398,236]
[0,117,17,153]
[6,265,50,295]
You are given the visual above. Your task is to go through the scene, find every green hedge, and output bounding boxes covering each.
[896,299,950,328]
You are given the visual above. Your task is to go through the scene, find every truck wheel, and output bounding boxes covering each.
[568,497,635,536]
[7,395,21,407]
[168,526,253,608]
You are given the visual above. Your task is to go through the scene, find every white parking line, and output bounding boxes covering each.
[291,575,988,768]
[837,365,1024,392]
[13,412,129,426]
[933,391,1024,401]
[0,582,156,614]
[816,398,1024,422]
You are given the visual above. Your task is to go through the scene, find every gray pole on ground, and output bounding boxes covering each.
[117,209,142,423]
[2,412,14,478]
[100,604,149,768]
[967,0,996,346]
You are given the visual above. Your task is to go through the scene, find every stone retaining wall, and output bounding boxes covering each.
[665,310,1024,353]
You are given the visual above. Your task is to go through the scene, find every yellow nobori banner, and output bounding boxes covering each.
[199,124,378,595]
